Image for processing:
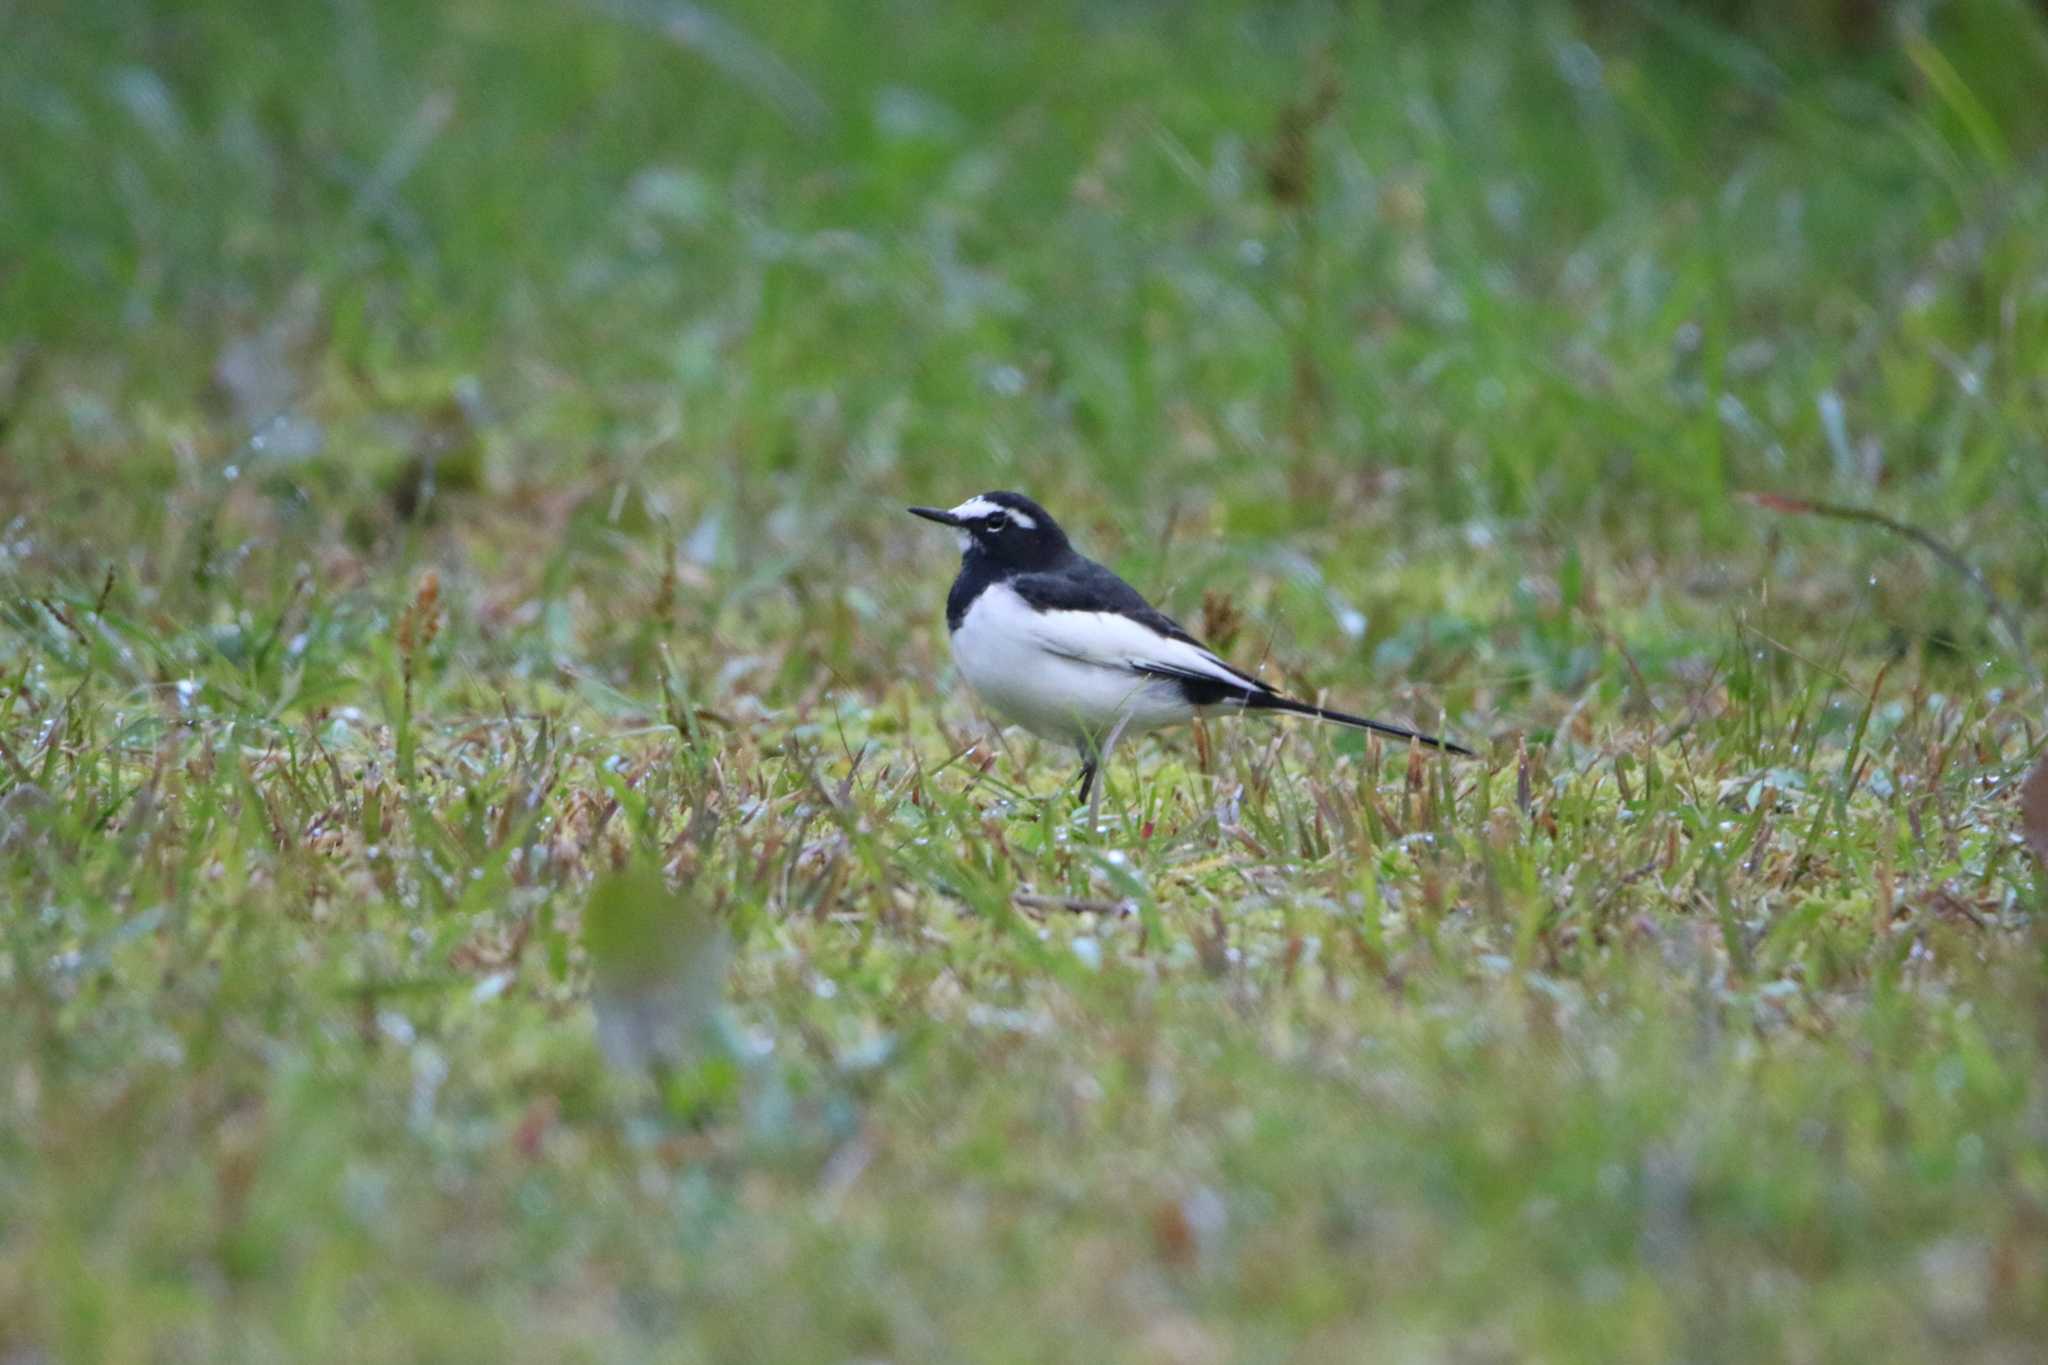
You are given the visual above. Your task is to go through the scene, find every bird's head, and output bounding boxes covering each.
[908,491,1070,569]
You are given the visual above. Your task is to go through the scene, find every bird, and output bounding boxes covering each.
[908,491,1474,801]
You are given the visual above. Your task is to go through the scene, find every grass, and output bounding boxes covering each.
[3,0,2048,1359]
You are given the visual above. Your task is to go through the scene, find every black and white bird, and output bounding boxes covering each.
[909,491,1474,799]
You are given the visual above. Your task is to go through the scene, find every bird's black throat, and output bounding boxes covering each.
[937,493,1077,630]
[945,540,1081,630]
[944,549,997,632]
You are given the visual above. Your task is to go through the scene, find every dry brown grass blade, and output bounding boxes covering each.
[2021,750,2048,868]
[1013,892,1130,917]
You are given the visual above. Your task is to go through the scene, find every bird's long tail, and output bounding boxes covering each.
[1243,692,1476,757]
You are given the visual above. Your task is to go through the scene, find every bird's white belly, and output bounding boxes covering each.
[950,585,1194,747]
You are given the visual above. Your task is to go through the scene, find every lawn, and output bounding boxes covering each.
[3,0,2047,1360]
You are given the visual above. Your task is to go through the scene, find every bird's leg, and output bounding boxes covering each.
[1075,758,1099,803]
[1082,714,1132,832]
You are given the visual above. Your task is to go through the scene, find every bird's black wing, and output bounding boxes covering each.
[1006,558,1194,641]
[1006,561,1274,705]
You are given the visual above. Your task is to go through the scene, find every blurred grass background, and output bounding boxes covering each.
[4,1,2048,1361]
[8,0,2048,566]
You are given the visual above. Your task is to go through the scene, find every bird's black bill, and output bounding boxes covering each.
[907,506,962,526]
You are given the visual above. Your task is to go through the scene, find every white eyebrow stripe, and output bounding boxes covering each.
[948,497,1035,530]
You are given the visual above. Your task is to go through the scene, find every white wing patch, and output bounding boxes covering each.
[951,585,1202,743]
[1024,608,1264,693]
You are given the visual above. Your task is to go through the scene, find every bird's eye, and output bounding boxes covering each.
[983,513,1008,532]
